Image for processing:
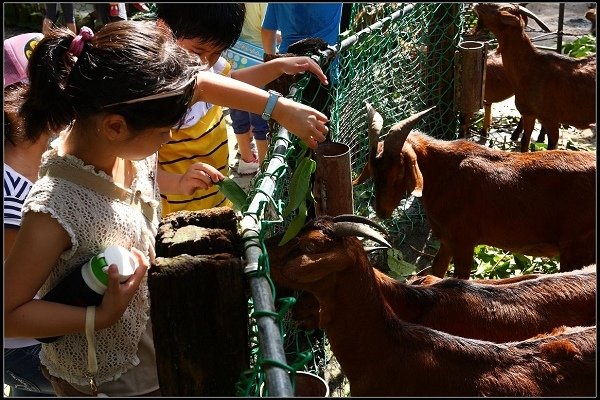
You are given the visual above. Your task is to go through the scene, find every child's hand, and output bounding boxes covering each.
[179,163,225,195]
[278,56,329,86]
[273,97,329,149]
[96,248,148,329]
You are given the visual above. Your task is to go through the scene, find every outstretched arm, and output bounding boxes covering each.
[193,72,329,148]
[231,56,329,88]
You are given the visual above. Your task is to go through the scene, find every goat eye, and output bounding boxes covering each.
[303,243,317,253]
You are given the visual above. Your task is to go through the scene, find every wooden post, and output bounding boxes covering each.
[454,41,486,116]
[312,141,354,216]
[149,207,249,396]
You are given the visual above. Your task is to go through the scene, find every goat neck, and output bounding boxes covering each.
[474,4,539,81]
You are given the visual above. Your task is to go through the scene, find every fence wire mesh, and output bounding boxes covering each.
[236,3,472,396]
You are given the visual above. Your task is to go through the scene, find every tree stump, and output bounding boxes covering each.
[149,207,249,396]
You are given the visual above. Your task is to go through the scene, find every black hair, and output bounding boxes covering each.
[156,3,246,50]
[20,20,204,142]
[4,84,27,146]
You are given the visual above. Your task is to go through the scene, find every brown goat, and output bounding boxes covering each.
[460,36,547,143]
[267,216,596,396]
[463,11,549,143]
[486,51,547,143]
[354,103,596,279]
[269,216,596,342]
[290,264,596,342]
[474,3,596,152]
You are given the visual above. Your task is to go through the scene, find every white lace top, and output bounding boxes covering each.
[22,137,160,389]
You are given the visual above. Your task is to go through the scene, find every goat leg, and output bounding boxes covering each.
[451,244,476,279]
[520,115,536,152]
[543,122,561,150]
[510,118,524,141]
[536,125,547,143]
[430,241,453,278]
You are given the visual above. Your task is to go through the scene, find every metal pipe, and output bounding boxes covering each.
[241,111,299,396]
[239,4,422,392]
[318,3,418,62]
[557,3,565,53]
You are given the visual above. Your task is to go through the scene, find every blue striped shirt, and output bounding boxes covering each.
[3,164,33,229]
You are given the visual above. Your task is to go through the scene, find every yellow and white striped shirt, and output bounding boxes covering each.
[158,57,233,216]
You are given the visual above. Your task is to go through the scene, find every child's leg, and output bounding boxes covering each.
[230,109,258,163]
[250,112,270,164]
[230,109,259,174]
[255,139,268,165]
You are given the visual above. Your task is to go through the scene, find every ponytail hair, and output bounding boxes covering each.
[20,21,204,141]
[20,27,78,142]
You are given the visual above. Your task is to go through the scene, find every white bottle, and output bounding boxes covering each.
[39,245,138,343]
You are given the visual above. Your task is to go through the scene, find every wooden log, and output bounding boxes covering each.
[158,207,239,234]
[155,207,242,258]
[150,207,249,396]
[454,40,486,114]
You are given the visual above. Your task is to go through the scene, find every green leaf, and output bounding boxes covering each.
[386,248,417,278]
[278,202,308,246]
[282,157,316,218]
[513,253,532,270]
[216,177,249,211]
[530,142,547,152]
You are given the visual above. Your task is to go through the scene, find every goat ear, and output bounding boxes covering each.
[366,102,383,156]
[404,145,423,197]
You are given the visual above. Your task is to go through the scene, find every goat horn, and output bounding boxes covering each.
[383,106,436,154]
[333,221,392,248]
[364,246,390,253]
[332,214,388,235]
[517,5,551,32]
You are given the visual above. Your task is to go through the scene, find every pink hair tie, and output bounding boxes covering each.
[69,26,94,57]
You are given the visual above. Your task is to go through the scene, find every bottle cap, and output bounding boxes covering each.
[100,246,139,283]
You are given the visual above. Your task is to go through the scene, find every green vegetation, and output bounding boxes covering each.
[563,34,597,58]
